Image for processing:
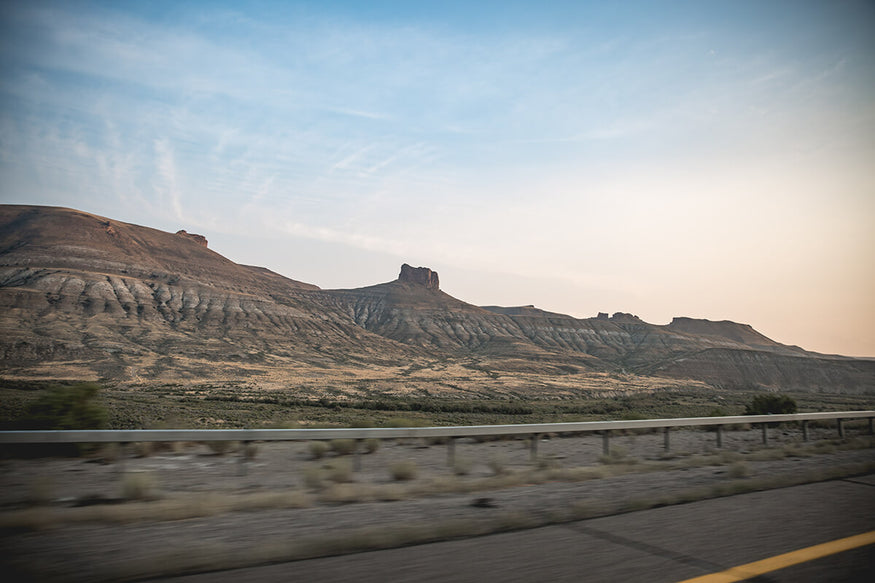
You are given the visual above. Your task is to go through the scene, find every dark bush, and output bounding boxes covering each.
[2,382,109,457]
[744,394,797,416]
[18,382,109,430]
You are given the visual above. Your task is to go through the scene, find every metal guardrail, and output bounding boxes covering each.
[1,411,872,444]
[1,411,872,471]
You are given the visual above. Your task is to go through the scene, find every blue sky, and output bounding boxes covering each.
[1,0,873,356]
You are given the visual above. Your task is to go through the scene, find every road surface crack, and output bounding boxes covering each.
[841,478,875,488]
[563,523,725,573]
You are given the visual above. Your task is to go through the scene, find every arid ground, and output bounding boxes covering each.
[2,424,874,582]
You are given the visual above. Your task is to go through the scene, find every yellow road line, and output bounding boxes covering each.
[677,530,875,583]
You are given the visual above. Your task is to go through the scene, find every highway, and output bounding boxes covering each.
[157,475,875,582]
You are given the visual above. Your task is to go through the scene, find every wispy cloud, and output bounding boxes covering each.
[152,139,184,221]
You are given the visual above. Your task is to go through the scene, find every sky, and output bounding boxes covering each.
[0,0,873,357]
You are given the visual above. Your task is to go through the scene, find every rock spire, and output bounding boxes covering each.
[398,263,439,290]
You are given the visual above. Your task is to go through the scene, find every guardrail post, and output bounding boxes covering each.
[837,418,844,439]
[761,424,769,446]
[530,433,539,461]
[117,442,128,475]
[238,441,250,476]
[447,437,456,467]
[869,417,874,435]
[353,439,362,472]
[603,431,611,456]
[802,420,809,441]
[716,425,723,449]
[663,427,670,452]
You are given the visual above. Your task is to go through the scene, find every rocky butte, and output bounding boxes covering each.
[398,264,440,290]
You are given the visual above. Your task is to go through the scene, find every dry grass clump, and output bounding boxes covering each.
[727,461,752,478]
[716,450,744,463]
[598,446,637,465]
[326,459,354,483]
[363,438,381,454]
[242,442,259,460]
[99,442,123,463]
[24,478,56,507]
[0,489,315,532]
[487,456,508,476]
[452,456,473,476]
[206,441,235,456]
[389,461,418,481]
[308,441,329,459]
[121,470,158,501]
[536,456,562,471]
[330,439,357,456]
[541,466,612,482]
[301,460,355,491]
[374,484,408,501]
[229,491,312,512]
[302,466,325,490]
[747,448,789,462]
[319,483,361,504]
[132,441,154,458]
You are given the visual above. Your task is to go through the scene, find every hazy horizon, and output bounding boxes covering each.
[1,1,873,357]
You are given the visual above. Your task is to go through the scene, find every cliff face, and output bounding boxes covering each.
[398,264,440,290]
[0,205,417,381]
[1,204,872,393]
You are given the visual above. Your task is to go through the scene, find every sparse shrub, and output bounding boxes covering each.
[812,441,837,454]
[242,442,259,460]
[727,461,751,478]
[487,456,507,476]
[390,461,418,481]
[207,441,233,456]
[716,451,743,464]
[320,483,361,504]
[329,439,357,456]
[302,466,324,490]
[376,484,408,501]
[747,448,788,462]
[100,443,123,463]
[363,438,381,454]
[122,470,158,501]
[18,382,109,431]
[327,459,354,483]
[133,441,154,458]
[26,478,55,506]
[169,441,189,455]
[453,456,473,476]
[537,457,561,471]
[349,417,377,428]
[599,445,636,465]
[309,441,329,459]
[705,408,730,431]
[384,417,427,428]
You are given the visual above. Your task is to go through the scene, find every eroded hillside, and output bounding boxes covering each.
[1,205,872,394]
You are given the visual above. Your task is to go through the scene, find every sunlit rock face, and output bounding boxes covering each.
[1,204,873,393]
[398,264,439,290]
[175,230,208,247]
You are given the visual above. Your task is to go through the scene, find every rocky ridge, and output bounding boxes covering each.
[1,205,873,393]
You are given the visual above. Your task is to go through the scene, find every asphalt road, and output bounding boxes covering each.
[157,475,875,583]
